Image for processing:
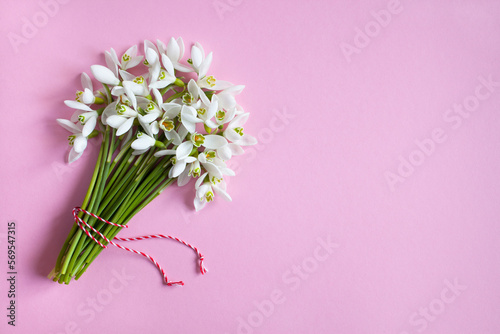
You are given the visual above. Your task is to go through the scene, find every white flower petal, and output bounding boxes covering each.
[177,167,191,187]
[217,145,232,161]
[213,184,232,202]
[81,72,93,90]
[191,45,203,69]
[154,149,176,157]
[57,119,80,134]
[194,196,206,211]
[68,147,83,164]
[64,100,93,112]
[176,141,193,160]
[199,52,212,79]
[239,134,257,146]
[131,136,155,150]
[172,160,187,177]
[106,115,127,128]
[203,162,223,179]
[82,88,95,104]
[73,136,87,153]
[204,135,228,149]
[161,54,175,77]
[116,117,134,136]
[82,116,97,137]
[90,65,120,86]
[229,143,244,155]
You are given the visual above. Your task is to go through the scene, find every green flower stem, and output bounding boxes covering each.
[72,158,170,276]
[74,177,174,280]
[56,128,108,277]
[64,126,111,281]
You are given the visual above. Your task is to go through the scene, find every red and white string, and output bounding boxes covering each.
[72,207,207,286]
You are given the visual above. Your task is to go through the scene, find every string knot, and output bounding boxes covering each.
[72,207,207,286]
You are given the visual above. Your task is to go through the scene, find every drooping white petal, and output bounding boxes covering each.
[171,159,187,178]
[57,119,81,134]
[203,135,228,149]
[152,88,163,106]
[90,65,120,86]
[167,37,180,61]
[213,184,232,202]
[64,100,93,112]
[196,172,208,189]
[229,143,244,155]
[239,134,258,146]
[165,130,182,146]
[73,136,87,153]
[154,149,176,157]
[217,145,232,161]
[161,54,175,77]
[81,72,93,90]
[203,162,223,179]
[177,167,191,186]
[82,88,95,104]
[230,113,250,128]
[198,52,212,79]
[106,115,127,128]
[194,196,206,211]
[176,141,193,160]
[116,117,134,136]
[104,49,118,77]
[68,147,83,164]
[131,136,155,150]
[82,116,97,137]
[124,56,143,70]
[191,45,203,70]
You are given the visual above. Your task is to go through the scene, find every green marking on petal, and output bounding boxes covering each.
[206,76,216,87]
[68,135,76,146]
[189,166,201,178]
[234,127,244,136]
[191,133,205,147]
[122,54,130,62]
[182,93,193,105]
[205,190,214,202]
[160,118,175,132]
[197,108,206,116]
[158,71,166,81]
[205,151,216,161]
[216,110,225,122]
[75,91,83,102]
[147,102,155,111]
[133,76,144,84]
[78,115,85,124]
[116,104,127,115]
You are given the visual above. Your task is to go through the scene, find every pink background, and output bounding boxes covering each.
[1,0,500,333]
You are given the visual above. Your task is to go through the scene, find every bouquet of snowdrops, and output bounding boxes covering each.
[50,38,256,284]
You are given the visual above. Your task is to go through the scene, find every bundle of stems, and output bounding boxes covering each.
[51,88,180,284]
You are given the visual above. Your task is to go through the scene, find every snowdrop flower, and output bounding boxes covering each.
[154,149,196,178]
[75,73,96,105]
[91,65,120,86]
[64,100,98,137]
[104,45,143,76]
[149,54,177,89]
[193,173,231,211]
[175,132,227,162]
[58,38,257,211]
[165,37,192,72]
[57,119,90,163]
[131,116,159,154]
[223,113,257,146]
[195,95,218,129]
[105,103,139,136]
